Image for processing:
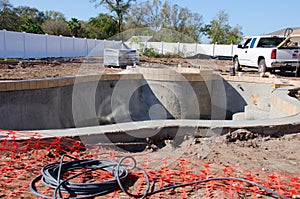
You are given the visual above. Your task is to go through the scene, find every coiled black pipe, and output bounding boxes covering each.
[30,155,290,199]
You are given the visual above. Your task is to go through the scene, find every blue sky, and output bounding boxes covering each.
[9,0,300,38]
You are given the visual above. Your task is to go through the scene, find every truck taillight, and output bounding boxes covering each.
[271,49,277,59]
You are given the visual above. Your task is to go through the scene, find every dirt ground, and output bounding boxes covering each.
[2,130,299,198]
[1,130,299,198]
[149,129,300,174]
[0,57,299,198]
[1,56,299,80]
[136,130,300,198]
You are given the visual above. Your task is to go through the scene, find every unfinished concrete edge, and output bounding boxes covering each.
[35,85,300,143]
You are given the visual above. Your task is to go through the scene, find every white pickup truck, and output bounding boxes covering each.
[233,35,300,76]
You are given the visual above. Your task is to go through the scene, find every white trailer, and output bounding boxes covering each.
[104,48,139,69]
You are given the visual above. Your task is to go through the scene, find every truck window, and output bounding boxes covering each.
[242,38,252,48]
[257,37,285,48]
[250,38,257,48]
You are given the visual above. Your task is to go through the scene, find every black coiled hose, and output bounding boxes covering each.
[30,155,290,199]
[30,155,149,199]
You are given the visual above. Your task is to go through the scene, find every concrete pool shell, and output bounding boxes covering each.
[0,67,300,145]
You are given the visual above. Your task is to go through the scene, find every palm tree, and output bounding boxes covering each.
[67,17,81,37]
[91,0,135,33]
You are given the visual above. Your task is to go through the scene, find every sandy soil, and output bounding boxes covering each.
[135,130,300,198]
[2,130,299,198]
[152,129,300,174]
[1,56,299,80]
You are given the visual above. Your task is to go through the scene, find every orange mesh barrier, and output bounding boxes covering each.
[0,130,299,198]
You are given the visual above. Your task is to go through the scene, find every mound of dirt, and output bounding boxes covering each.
[224,129,259,142]
[145,130,300,174]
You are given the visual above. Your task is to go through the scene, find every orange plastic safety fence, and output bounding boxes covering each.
[0,130,299,198]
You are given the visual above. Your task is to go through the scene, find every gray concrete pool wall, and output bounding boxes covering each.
[0,69,299,139]
[0,73,222,130]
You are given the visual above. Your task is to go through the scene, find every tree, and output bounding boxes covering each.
[125,1,148,29]
[44,10,66,21]
[228,25,243,44]
[185,13,203,42]
[202,10,243,44]
[14,6,45,26]
[42,10,69,36]
[144,0,162,31]
[125,0,163,30]
[42,19,69,36]
[19,18,44,34]
[76,21,96,38]
[160,1,171,28]
[124,1,203,42]
[67,17,81,37]
[167,4,203,42]
[0,0,19,31]
[88,13,118,39]
[90,0,135,33]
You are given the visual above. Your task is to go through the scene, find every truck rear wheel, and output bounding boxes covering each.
[258,59,267,73]
[233,57,241,71]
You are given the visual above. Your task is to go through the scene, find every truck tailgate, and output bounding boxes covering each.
[277,48,300,61]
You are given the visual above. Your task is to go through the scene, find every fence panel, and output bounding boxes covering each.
[114,41,123,49]
[0,31,4,58]
[46,35,61,58]
[86,38,96,56]
[88,40,104,57]
[60,36,73,57]
[0,30,237,59]
[125,41,236,58]
[196,44,214,56]
[0,30,126,59]
[180,43,197,57]
[104,40,115,49]
[4,31,24,58]
[25,33,46,58]
[214,44,235,57]
[74,37,87,57]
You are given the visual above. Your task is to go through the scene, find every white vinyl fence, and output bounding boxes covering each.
[0,30,237,59]
[125,41,237,58]
[0,30,124,59]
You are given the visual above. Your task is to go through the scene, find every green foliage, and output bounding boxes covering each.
[14,6,45,25]
[42,19,69,36]
[0,0,244,43]
[67,18,81,37]
[162,37,177,43]
[201,10,243,44]
[126,0,203,43]
[139,47,182,58]
[19,18,44,34]
[0,0,19,31]
[90,0,135,33]
[41,11,68,36]
[88,13,118,39]
[154,28,195,43]
[143,29,154,36]
[76,21,95,38]
[139,47,162,58]
[44,10,66,21]
[130,36,143,44]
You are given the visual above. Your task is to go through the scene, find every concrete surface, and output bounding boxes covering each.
[0,67,300,143]
[0,68,228,130]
